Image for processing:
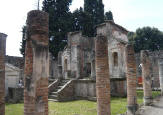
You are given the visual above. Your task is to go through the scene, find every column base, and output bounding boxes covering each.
[144,96,153,106]
[127,104,138,115]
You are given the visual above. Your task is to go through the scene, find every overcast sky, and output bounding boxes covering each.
[0,0,163,57]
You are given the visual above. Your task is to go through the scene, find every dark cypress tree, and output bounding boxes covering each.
[84,0,104,36]
[105,11,114,21]
[20,26,26,57]
[72,7,94,37]
[42,0,72,58]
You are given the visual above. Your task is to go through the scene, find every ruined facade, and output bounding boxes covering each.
[49,21,128,97]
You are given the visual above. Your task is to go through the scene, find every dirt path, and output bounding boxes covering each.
[138,96,163,115]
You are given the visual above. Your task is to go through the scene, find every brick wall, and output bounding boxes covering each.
[0,33,7,115]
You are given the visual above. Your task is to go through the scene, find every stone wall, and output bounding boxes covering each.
[5,55,24,69]
[7,87,24,103]
[57,80,74,101]
[74,80,96,100]
[5,63,22,97]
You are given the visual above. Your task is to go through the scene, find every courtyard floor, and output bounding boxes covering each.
[5,90,160,115]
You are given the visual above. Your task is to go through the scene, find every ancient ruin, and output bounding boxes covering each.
[159,58,163,95]
[0,33,7,115]
[125,44,137,115]
[24,10,49,115]
[48,21,129,101]
[95,34,111,115]
[141,50,153,105]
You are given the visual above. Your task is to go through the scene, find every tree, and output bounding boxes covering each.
[71,7,94,37]
[128,27,163,53]
[105,11,114,21]
[42,0,72,58]
[20,26,26,57]
[84,0,104,36]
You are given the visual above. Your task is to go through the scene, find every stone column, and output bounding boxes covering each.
[95,34,111,115]
[76,45,81,79]
[141,50,153,105]
[24,10,49,115]
[91,60,96,79]
[58,51,62,79]
[159,58,163,95]
[125,44,137,115]
[0,33,7,115]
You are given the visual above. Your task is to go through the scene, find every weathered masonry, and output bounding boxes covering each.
[24,10,49,115]
[95,34,111,115]
[141,50,153,105]
[0,33,7,115]
[125,44,137,115]
[48,21,128,100]
[159,58,163,95]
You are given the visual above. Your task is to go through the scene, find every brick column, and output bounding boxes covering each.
[141,50,153,105]
[159,58,163,95]
[125,44,137,115]
[0,33,7,115]
[95,34,111,115]
[24,10,49,115]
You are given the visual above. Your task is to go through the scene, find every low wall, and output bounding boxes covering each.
[74,79,96,100]
[58,80,74,101]
[7,87,24,103]
[74,79,126,100]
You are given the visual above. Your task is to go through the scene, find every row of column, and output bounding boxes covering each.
[95,34,159,115]
[95,35,138,115]
[0,10,162,115]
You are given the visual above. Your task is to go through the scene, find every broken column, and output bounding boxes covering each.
[95,34,111,115]
[125,44,137,115]
[24,10,49,115]
[159,58,163,95]
[141,50,153,105]
[0,33,7,115]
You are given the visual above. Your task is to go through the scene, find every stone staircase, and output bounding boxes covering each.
[48,78,56,85]
[48,79,70,101]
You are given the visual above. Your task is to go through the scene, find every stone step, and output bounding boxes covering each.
[48,99,58,102]
[58,86,63,89]
[59,82,67,86]
[49,95,58,99]
[61,80,69,83]
[51,92,57,95]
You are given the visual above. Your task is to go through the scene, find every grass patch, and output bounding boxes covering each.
[5,90,160,115]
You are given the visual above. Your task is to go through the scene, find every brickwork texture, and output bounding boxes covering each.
[125,44,137,115]
[95,34,111,115]
[24,10,49,115]
[0,33,7,115]
[141,50,152,105]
